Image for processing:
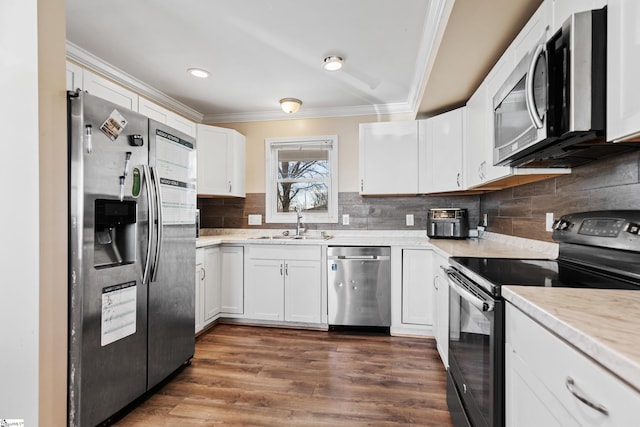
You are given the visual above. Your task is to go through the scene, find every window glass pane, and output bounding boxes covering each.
[278,150,329,180]
[277,182,328,213]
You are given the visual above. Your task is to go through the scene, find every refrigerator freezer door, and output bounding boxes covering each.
[68,92,150,426]
[147,120,197,389]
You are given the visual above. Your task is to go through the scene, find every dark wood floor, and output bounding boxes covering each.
[115,324,453,426]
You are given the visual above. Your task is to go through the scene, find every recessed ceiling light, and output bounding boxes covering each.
[187,68,209,78]
[323,56,343,71]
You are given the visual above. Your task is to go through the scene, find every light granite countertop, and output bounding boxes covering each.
[504,286,640,392]
[197,229,559,259]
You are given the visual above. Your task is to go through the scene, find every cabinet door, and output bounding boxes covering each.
[229,132,246,197]
[464,83,490,189]
[422,108,465,193]
[284,260,321,324]
[245,258,284,321]
[607,0,640,142]
[82,69,139,111]
[139,96,172,123]
[167,113,197,138]
[203,246,221,321]
[401,250,433,326]
[197,124,232,196]
[506,342,578,427]
[359,121,419,195]
[196,125,246,197]
[432,251,449,367]
[66,61,83,92]
[221,246,244,314]
[195,249,205,333]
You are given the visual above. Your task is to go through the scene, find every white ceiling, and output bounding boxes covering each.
[65,0,540,123]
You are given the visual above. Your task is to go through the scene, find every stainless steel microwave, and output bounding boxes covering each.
[493,7,612,168]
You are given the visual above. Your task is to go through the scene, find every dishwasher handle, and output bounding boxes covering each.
[332,255,385,260]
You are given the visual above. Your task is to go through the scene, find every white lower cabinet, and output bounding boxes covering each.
[401,249,433,326]
[245,245,321,324]
[432,251,449,367]
[506,303,640,426]
[195,245,245,333]
[203,246,221,322]
[195,248,205,333]
[220,246,244,314]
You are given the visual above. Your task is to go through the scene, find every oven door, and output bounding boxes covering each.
[445,267,504,427]
[493,41,548,166]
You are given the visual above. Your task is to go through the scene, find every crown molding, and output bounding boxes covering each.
[66,41,204,123]
[203,102,413,124]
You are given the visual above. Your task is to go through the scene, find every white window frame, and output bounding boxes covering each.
[265,135,338,224]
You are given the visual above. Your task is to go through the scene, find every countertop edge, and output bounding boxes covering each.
[503,286,640,393]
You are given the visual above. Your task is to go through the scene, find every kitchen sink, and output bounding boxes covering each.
[252,234,333,241]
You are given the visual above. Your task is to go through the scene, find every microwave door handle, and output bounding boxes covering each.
[444,267,495,312]
[525,43,545,129]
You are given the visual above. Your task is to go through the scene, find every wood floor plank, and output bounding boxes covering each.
[114,324,453,426]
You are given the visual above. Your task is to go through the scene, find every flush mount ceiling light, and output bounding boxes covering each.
[187,68,209,78]
[323,56,343,71]
[280,98,302,114]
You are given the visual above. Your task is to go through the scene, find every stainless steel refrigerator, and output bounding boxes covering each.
[67,91,196,426]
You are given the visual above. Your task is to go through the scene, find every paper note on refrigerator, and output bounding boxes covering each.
[154,129,196,225]
[101,281,137,346]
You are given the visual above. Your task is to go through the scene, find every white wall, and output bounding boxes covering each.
[0,0,67,425]
[0,0,40,423]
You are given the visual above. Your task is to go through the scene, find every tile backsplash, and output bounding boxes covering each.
[198,192,481,232]
[480,151,640,242]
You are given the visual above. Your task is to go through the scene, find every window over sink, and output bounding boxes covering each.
[265,135,338,223]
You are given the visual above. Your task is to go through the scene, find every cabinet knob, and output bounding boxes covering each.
[360,179,364,192]
[456,172,461,188]
[565,377,609,416]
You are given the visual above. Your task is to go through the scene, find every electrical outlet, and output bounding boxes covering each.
[248,214,262,225]
[546,212,554,232]
[342,214,350,225]
[406,214,414,226]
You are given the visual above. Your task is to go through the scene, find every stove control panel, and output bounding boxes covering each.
[553,211,640,250]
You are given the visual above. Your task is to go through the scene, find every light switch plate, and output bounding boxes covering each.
[406,214,414,226]
[248,214,262,225]
[342,214,350,225]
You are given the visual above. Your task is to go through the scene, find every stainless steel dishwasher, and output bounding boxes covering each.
[327,246,391,327]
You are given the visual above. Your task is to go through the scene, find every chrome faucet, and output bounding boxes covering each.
[295,206,305,236]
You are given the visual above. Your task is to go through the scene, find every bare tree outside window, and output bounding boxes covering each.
[276,149,329,213]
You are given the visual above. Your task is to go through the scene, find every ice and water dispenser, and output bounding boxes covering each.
[94,199,137,268]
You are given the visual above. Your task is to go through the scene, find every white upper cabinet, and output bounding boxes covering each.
[82,69,139,111]
[66,61,83,92]
[359,121,419,195]
[418,108,465,193]
[607,0,640,142]
[139,97,196,138]
[196,124,246,197]
[513,0,551,64]
[551,0,607,35]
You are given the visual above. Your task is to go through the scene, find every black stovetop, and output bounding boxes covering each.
[449,257,640,296]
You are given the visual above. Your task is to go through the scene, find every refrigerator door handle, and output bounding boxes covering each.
[150,166,163,282]
[142,165,154,285]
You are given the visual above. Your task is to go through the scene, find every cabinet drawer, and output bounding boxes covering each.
[507,304,640,426]
[246,244,321,261]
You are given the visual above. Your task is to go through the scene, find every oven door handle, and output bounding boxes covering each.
[442,266,495,312]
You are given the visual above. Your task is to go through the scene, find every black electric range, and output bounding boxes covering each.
[445,210,640,427]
